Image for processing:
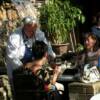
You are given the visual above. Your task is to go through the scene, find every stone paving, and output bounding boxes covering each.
[0,75,12,100]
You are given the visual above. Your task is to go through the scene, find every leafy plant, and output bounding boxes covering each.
[39,0,85,44]
[75,43,84,53]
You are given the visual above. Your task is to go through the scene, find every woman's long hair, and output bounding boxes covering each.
[84,32,99,52]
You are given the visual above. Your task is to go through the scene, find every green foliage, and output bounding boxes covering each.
[75,43,84,53]
[39,0,85,44]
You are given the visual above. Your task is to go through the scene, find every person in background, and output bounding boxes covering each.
[13,41,64,99]
[91,12,100,40]
[6,16,56,86]
[80,32,100,67]
[91,12,100,38]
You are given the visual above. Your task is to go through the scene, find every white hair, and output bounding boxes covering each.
[22,16,38,25]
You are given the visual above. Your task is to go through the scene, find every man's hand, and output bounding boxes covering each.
[24,62,33,69]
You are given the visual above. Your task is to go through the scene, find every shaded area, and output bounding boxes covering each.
[73,0,100,45]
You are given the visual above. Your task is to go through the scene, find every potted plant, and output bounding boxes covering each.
[39,0,85,55]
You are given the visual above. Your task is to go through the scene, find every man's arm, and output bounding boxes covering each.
[36,29,56,58]
[6,33,24,68]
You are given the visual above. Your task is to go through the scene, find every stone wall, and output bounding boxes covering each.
[0,2,19,67]
[0,2,18,21]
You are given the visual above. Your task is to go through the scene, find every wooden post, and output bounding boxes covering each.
[69,28,77,52]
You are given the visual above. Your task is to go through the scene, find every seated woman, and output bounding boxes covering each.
[13,40,64,100]
[80,32,100,66]
[78,33,100,83]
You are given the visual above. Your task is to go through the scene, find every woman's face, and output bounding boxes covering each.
[85,36,96,50]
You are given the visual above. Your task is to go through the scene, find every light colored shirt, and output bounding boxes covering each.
[90,93,100,100]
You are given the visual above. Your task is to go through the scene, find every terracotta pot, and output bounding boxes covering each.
[52,43,70,55]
